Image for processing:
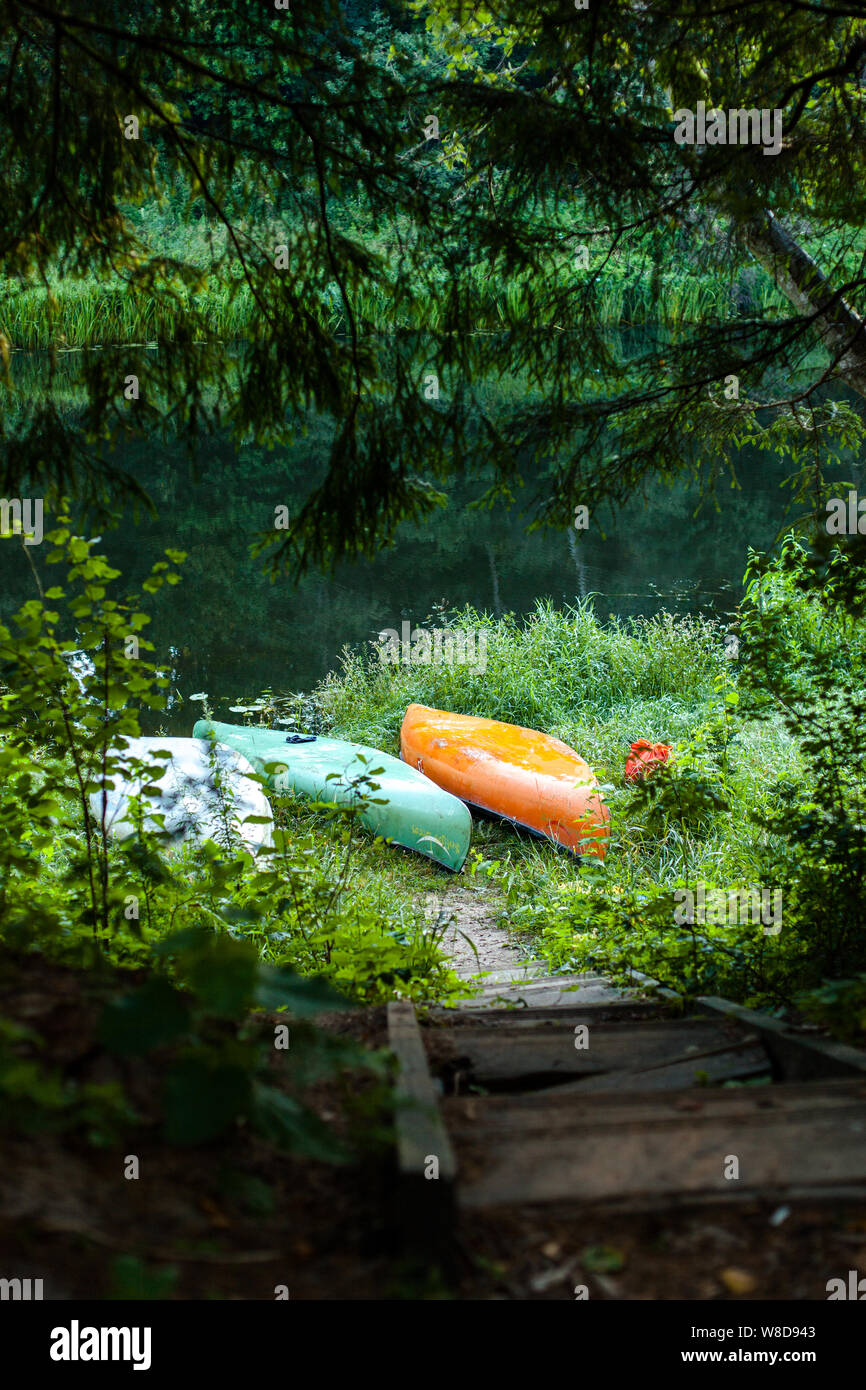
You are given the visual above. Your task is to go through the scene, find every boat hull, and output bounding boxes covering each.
[400,704,609,858]
[193,720,471,871]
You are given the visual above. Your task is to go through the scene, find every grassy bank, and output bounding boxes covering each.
[0,214,792,351]
[0,266,764,352]
[4,528,866,1053]
[9,199,866,351]
[313,572,866,1029]
[315,597,793,965]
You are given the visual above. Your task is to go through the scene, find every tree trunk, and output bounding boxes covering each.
[742,210,866,399]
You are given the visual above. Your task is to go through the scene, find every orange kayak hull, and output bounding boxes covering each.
[400,704,609,859]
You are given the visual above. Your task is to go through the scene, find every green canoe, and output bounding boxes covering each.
[193,720,471,872]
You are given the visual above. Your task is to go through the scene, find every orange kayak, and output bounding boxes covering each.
[400,704,609,859]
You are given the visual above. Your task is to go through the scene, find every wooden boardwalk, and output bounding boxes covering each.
[387,972,866,1232]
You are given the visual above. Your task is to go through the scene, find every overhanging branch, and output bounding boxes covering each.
[742,210,866,399]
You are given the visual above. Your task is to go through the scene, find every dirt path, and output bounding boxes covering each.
[424,881,539,981]
[425,879,626,1007]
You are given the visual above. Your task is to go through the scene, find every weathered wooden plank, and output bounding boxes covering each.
[446,1079,866,1209]
[435,1019,754,1089]
[455,974,624,1011]
[464,972,616,992]
[628,971,866,1082]
[446,1076,866,1133]
[697,994,866,1081]
[462,966,551,986]
[387,1000,457,1182]
[547,1040,770,1093]
[429,999,673,1027]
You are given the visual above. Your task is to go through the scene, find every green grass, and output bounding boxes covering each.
[312,597,801,998]
[8,577,860,1026]
[247,793,471,1003]
[26,751,470,1006]
[0,222,792,350]
[7,189,866,350]
[317,599,727,750]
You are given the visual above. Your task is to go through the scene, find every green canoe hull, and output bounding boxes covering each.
[193,720,471,872]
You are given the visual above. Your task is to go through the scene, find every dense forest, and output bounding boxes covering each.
[2,0,866,1323]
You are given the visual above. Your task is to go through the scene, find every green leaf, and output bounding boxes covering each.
[249,1082,346,1161]
[254,964,350,1015]
[109,1255,178,1301]
[163,1058,251,1145]
[182,934,259,1017]
[582,1244,625,1273]
[99,979,190,1056]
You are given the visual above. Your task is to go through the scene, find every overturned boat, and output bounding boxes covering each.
[193,720,471,872]
[400,704,609,859]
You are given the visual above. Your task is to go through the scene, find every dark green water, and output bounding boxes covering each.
[2,344,844,731]
[0,426,810,732]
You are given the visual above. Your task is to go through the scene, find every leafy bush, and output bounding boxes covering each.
[316,567,866,1032]
[454,541,866,1024]
[317,598,724,750]
[0,521,459,1151]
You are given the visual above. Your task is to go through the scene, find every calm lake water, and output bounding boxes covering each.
[0,356,839,733]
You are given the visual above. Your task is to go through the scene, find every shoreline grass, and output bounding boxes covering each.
[309,596,825,1012]
[0,258,789,352]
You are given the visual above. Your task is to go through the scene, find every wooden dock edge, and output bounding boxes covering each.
[386,1000,457,1254]
[629,970,866,1081]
